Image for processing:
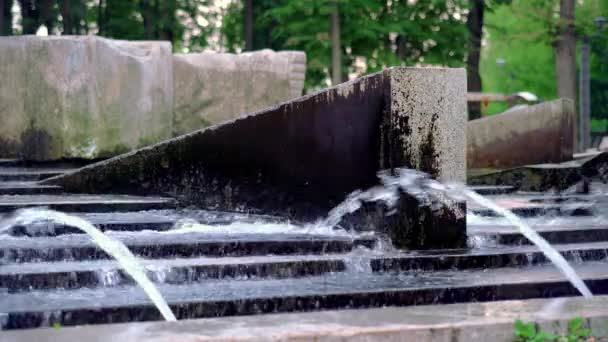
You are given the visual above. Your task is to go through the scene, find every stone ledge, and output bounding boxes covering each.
[3,296,607,342]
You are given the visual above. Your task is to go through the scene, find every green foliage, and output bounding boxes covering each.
[222,0,469,90]
[481,0,608,119]
[514,317,594,342]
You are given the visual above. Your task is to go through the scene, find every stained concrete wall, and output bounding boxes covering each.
[46,67,467,220]
[468,99,575,169]
[0,36,174,160]
[173,50,306,135]
[0,36,305,161]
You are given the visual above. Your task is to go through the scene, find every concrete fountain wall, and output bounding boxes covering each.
[0,36,305,161]
[46,67,467,227]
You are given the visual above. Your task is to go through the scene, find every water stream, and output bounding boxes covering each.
[0,209,178,321]
[458,187,594,298]
[0,167,595,323]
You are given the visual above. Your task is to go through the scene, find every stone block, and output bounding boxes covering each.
[47,67,467,225]
[382,67,467,183]
[172,50,306,135]
[0,36,174,160]
[468,99,575,169]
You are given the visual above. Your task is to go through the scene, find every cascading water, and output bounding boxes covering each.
[0,209,177,321]
[461,187,593,298]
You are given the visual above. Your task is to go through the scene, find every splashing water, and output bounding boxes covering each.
[459,188,593,298]
[0,208,177,321]
[388,169,593,298]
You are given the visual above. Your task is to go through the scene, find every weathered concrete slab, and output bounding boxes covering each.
[468,99,575,169]
[468,152,608,192]
[45,67,466,222]
[3,291,608,340]
[173,50,306,134]
[0,36,174,161]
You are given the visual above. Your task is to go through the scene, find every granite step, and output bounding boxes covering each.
[0,254,346,292]
[0,194,175,213]
[0,168,75,181]
[0,232,377,262]
[469,185,516,195]
[2,210,288,236]
[3,261,607,330]
[372,241,608,272]
[469,223,608,245]
[0,181,63,195]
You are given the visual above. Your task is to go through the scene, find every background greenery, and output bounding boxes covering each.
[1,0,607,126]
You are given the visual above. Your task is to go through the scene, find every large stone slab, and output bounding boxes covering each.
[468,152,608,192]
[45,67,466,221]
[0,36,174,160]
[468,99,575,169]
[173,50,306,135]
[4,296,608,342]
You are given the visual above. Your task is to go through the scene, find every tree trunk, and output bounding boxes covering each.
[554,0,577,102]
[330,2,341,85]
[244,0,253,51]
[19,0,39,34]
[60,0,73,34]
[97,0,103,34]
[139,0,155,39]
[158,0,176,42]
[0,0,13,35]
[466,0,484,120]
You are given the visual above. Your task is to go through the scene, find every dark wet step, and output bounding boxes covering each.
[469,185,516,195]
[0,182,63,195]
[0,159,20,167]
[3,261,608,330]
[469,224,608,245]
[3,210,289,236]
[0,194,175,213]
[0,255,346,292]
[0,168,74,181]
[0,232,376,262]
[470,201,594,217]
[372,241,608,272]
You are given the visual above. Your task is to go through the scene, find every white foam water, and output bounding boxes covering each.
[457,187,593,298]
[0,208,177,321]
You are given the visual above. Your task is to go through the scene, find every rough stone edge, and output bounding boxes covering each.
[383,67,467,183]
[3,296,608,342]
[467,98,576,169]
[41,68,389,193]
[278,51,307,99]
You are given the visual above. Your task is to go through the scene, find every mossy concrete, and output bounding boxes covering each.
[0,36,174,161]
[46,67,467,250]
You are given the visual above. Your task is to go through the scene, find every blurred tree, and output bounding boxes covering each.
[555,0,577,103]
[466,0,512,120]
[1,0,13,35]
[481,0,608,118]
[243,0,253,50]
[223,0,468,90]
[330,0,340,84]
[19,0,57,34]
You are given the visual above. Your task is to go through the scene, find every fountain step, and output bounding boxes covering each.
[0,254,347,292]
[0,182,63,195]
[0,194,176,213]
[470,201,594,217]
[3,209,289,236]
[469,224,608,245]
[372,241,608,272]
[469,185,516,195]
[0,232,376,262]
[3,261,608,330]
[0,168,75,181]
[0,159,21,167]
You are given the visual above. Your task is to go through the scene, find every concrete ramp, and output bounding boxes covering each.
[468,99,575,169]
[45,67,466,219]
